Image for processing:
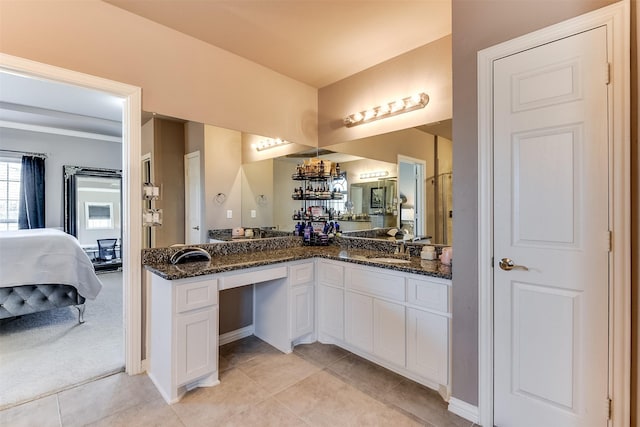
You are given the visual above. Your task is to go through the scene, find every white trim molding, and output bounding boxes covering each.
[476,2,631,426]
[219,325,255,346]
[0,53,144,375]
[448,397,479,424]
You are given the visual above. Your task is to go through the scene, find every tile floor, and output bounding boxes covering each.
[0,336,477,426]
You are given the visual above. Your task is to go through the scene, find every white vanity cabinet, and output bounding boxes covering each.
[148,274,219,404]
[317,259,345,341]
[340,262,451,392]
[288,261,315,341]
[146,255,451,404]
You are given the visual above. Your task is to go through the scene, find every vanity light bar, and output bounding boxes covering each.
[254,138,291,152]
[343,92,429,127]
[359,170,389,179]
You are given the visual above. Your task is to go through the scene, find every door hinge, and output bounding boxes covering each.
[491,257,494,268]
[606,62,611,85]
[607,397,613,420]
[607,230,613,252]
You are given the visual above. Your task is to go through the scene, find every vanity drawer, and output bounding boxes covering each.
[289,262,314,286]
[406,278,449,313]
[220,265,287,290]
[175,278,218,313]
[317,260,344,287]
[346,267,405,302]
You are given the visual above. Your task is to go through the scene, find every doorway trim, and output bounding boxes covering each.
[0,53,144,375]
[476,2,630,426]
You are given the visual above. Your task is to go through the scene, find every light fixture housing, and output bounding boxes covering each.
[343,92,429,127]
[359,170,389,180]
[253,138,291,152]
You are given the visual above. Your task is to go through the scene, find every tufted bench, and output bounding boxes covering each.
[0,285,86,323]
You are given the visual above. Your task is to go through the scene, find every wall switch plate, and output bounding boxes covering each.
[251,210,257,218]
[226,210,233,219]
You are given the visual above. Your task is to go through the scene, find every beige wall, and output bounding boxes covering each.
[451,0,625,406]
[241,159,275,228]
[325,128,435,164]
[632,0,638,424]
[204,125,242,229]
[273,159,300,231]
[0,0,317,147]
[318,36,452,147]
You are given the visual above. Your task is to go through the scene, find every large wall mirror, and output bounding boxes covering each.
[64,165,122,269]
[140,113,452,247]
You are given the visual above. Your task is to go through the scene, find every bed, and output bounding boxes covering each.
[0,228,103,323]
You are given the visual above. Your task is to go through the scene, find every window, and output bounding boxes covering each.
[0,159,21,231]
[85,202,114,229]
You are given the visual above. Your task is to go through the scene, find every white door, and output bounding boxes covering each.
[184,151,201,245]
[493,27,609,426]
[398,156,426,238]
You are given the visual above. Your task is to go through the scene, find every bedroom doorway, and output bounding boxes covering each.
[0,54,142,408]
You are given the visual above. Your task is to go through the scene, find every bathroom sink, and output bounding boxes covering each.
[366,257,412,264]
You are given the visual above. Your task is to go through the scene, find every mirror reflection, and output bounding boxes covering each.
[140,113,452,247]
[63,165,122,270]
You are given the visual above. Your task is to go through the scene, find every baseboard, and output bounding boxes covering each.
[218,325,254,346]
[448,397,479,424]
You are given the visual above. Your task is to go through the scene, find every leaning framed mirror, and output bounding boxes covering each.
[64,165,122,270]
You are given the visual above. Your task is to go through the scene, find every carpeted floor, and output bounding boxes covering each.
[0,271,124,409]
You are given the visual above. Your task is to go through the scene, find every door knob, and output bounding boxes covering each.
[192,226,200,230]
[499,258,528,271]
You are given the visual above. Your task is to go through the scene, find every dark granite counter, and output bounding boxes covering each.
[143,244,452,281]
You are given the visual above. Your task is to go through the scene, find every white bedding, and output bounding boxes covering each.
[0,228,103,299]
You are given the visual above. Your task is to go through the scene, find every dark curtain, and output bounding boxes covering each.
[18,156,46,229]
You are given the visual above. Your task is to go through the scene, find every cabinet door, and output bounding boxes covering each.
[406,308,448,385]
[176,307,218,386]
[290,284,314,339]
[345,291,373,353]
[318,285,344,340]
[373,299,406,367]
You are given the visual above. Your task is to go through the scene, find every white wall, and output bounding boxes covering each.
[0,128,121,229]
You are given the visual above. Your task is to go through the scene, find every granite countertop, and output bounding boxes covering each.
[144,245,452,281]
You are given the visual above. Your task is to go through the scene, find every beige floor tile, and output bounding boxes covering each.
[0,394,60,427]
[218,397,308,427]
[275,370,422,427]
[293,342,349,368]
[219,335,280,367]
[86,397,184,427]
[171,368,269,426]
[238,352,320,395]
[384,379,471,427]
[58,373,161,427]
[326,353,405,398]
[218,354,232,372]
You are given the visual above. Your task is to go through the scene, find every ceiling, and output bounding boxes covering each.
[0,1,451,141]
[104,0,451,88]
[0,72,124,141]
